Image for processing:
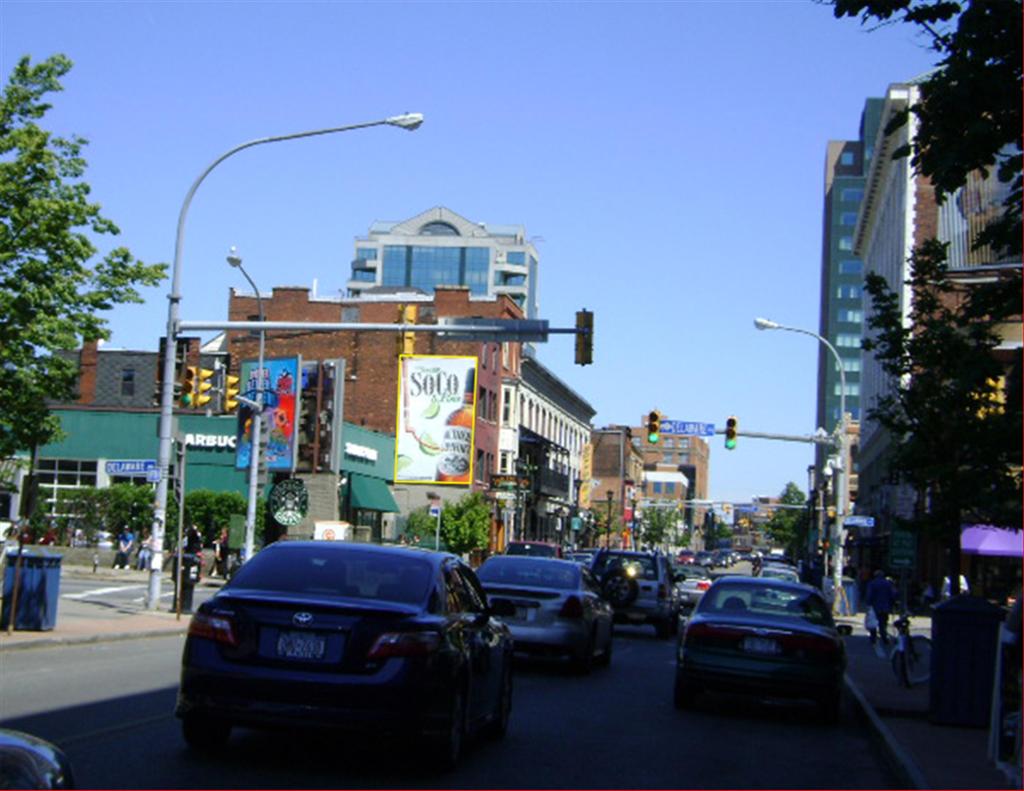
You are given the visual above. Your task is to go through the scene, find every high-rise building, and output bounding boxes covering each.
[817,98,883,440]
[347,206,540,319]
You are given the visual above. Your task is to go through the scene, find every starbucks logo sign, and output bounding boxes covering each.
[269,479,308,527]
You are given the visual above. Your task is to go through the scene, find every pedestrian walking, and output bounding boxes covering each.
[864,568,897,645]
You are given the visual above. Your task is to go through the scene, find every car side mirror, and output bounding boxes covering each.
[489,599,516,617]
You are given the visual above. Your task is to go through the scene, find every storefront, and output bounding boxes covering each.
[962,525,1023,605]
[337,423,399,543]
[26,409,246,517]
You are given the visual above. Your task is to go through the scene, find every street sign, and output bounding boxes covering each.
[428,504,441,518]
[889,527,916,569]
[105,459,157,477]
[845,515,875,528]
[660,420,714,437]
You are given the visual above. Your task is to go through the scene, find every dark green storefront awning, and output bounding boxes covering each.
[350,473,399,513]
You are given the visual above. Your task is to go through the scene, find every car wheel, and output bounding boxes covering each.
[817,688,842,725]
[572,629,596,675]
[430,685,466,771]
[602,571,639,608]
[483,664,512,740]
[673,671,698,710]
[596,632,613,667]
[181,713,231,750]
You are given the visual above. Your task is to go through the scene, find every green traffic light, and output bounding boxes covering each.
[648,432,659,444]
[724,437,737,450]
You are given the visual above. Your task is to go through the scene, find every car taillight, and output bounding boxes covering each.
[188,611,239,647]
[558,595,585,619]
[696,580,711,591]
[367,631,441,660]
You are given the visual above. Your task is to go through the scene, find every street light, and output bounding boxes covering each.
[754,316,848,606]
[148,114,423,610]
[226,247,264,565]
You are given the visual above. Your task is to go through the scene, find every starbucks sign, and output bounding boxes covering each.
[269,479,309,527]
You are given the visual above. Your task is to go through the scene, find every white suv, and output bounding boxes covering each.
[590,550,680,639]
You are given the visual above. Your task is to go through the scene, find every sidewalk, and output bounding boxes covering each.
[0,564,223,651]
[838,613,1017,790]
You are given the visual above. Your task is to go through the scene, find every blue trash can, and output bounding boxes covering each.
[1,549,63,631]
[930,595,1004,727]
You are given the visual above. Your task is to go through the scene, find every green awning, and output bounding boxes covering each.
[350,473,399,513]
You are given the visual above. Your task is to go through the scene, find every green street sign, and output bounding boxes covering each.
[889,527,916,569]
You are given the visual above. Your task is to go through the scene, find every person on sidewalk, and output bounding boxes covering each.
[865,568,897,645]
[135,530,154,571]
[113,527,135,570]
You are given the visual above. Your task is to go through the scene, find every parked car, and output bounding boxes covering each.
[176,541,514,770]
[710,549,733,568]
[674,576,846,722]
[504,541,562,558]
[476,556,613,673]
[676,550,696,565]
[589,549,680,638]
[0,728,75,789]
[674,564,712,610]
[760,564,801,584]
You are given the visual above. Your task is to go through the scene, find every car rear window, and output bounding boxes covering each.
[505,542,558,557]
[477,558,580,590]
[591,552,658,581]
[229,546,433,605]
[700,584,833,626]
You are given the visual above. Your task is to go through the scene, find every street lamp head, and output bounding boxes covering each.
[385,112,424,131]
[754,317,780,331]
[226,246,242,269]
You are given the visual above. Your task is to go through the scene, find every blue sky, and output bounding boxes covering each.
[2,1,938,504]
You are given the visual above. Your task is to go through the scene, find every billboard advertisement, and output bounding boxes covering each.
[394,355,477,485]
[236,356,301,472]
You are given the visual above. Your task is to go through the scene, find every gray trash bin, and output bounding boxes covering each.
[930,594,1004,726]
[1,549,63,631]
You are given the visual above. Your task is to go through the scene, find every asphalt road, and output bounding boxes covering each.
[1,621,897,789]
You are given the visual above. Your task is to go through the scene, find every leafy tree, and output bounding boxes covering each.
[403,506,439,546]
[764,482,809,557]
[181,490,253,546]
[440,492,492,556]
[863,240,1022,592]
[0,54,166,459]
[830,0,1022,258]
[638,507,679,550]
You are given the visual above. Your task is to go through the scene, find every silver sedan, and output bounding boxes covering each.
[477,555,614,674]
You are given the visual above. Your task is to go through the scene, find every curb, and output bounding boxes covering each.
[844,672,929,790]
[1,627,188,653]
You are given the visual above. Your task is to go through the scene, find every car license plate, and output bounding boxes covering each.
[742,636,780,655]
[277,630,326,660]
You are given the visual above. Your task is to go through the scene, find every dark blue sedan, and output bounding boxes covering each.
[176,542,514,769]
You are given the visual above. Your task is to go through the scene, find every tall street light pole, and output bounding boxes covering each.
[754,317,848,606]
[226,247,264,564]
[148,113,424,610]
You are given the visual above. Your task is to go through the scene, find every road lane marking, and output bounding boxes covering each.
[62,585,147,599]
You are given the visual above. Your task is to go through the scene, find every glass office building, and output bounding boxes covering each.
[347,207,540,319]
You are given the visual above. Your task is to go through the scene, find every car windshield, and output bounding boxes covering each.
[761,567,800,582]
[592,553,657,581]
[505,542,558,557]
[477,558,580,590]
[700,583,833,626]
[228,546,433,605]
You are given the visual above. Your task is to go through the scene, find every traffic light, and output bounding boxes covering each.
[224,374,241,412]
[181,366,197,407]
[574,309,593,366]
[193,367,214,408]
[724,416,738,450]
[646,410,661,444]
[396,304,417,356]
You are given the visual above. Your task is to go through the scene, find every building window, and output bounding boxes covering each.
[836,333,861,348]
[840,187,864,203]
[120,368,135,397]
[420,221,460,236]
[838,358,861,373]
[382,246,408,287]
[355,247,378,261]
[351,269,375,283]
[838,309,863,323]
[839,260,863,275]
[464,247,490,296]
[507,251,526,264]
[662,452,674,464]
[838,236,853,251]
[836,285,862,299]
[834,382,860,396]
[341,306,360,322]
[653,482,662,494]
[502,388,512,423]
[840,212,858,226]
[665,482,675,494]
[680,438,690,450]
[840,151,855,166]
[34,459,98,517]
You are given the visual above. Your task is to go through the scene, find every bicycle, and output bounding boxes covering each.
[890,614,932,687]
